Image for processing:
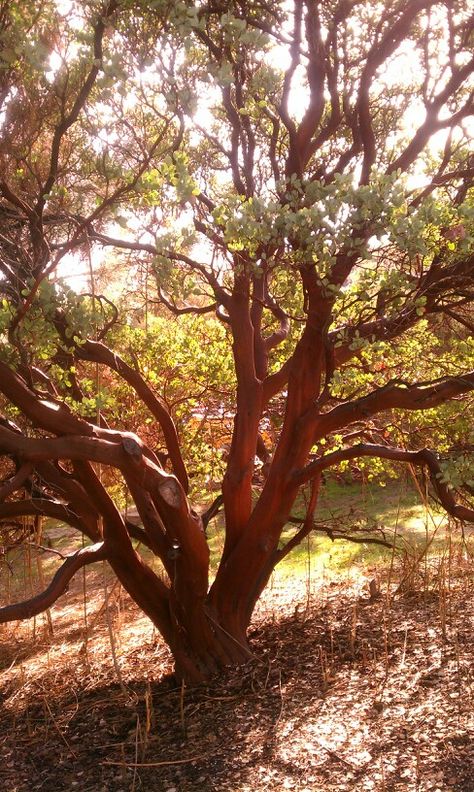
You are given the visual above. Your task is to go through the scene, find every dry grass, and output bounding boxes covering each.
[1,523,474,791]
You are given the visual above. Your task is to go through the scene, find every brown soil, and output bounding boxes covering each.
[0,551,473,791]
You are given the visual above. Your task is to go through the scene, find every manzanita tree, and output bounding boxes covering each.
[0,0,474,680]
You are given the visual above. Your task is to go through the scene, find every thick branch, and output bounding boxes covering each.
[294,443,474,524]
[388,56,474,176]
[0,499,85,532]
[68,336,189,492]
[331,251,474,366]
[0,359,94,437]
[0,542,107,623]
[312,372,474,437]
[0,462,33,500]
[294,0,325,164]
[357,0,435,183]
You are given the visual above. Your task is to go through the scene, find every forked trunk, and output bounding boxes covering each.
[164,538,284,682]
[166,596,252,683]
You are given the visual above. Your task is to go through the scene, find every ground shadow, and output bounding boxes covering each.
[2,580,472,792]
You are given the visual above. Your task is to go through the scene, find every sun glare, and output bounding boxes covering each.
[38,2,473,295]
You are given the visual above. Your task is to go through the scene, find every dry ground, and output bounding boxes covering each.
[0,540,473,792]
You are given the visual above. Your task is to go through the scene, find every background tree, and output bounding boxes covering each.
[0,0,474,681]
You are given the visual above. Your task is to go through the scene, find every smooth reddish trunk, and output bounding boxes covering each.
[164,598,252,683]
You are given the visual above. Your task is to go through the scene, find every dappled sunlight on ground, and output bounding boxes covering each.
[1,492,474,791]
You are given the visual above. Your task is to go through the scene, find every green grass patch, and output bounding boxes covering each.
[1,479,457,604]
[205,478,451,580]
[274,478,450,577]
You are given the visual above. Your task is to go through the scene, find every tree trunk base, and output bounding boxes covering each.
[169,617,252,684]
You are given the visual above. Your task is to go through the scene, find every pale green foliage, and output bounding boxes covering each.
[1,0,473,504]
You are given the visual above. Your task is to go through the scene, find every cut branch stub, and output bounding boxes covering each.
[121,435,144,464]
[158,478,183,509]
